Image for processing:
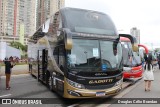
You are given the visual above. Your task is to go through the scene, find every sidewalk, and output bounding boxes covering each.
[0,64,29,76]
[109,69,160,107]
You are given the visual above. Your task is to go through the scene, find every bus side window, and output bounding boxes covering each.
[53,47,59,65]
[59,45,65,72]
[53,45,65,72]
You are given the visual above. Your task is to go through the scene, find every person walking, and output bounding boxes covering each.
[28,57,32,73]
[143,56,154,91]
[157,54,160,70]
[4,58,14,90]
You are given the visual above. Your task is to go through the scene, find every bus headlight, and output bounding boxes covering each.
[67,79,85,89]
[123,67,132,72]
[114,79,123,86]
[132,67,142,72]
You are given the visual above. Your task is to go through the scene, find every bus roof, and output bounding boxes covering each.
[60,7,107,15]
[29,7,118,43]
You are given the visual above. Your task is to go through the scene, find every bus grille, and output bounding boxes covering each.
[84,83,115,90]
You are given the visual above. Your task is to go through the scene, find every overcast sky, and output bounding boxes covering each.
[65,0,160,46]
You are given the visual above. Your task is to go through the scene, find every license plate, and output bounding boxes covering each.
[96,92,105,96]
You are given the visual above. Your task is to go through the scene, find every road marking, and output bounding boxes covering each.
[0,94,12,98]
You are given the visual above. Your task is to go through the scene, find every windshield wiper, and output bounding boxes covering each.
[69,67,94,72]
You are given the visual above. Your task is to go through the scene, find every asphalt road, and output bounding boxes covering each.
[0,68,143,107]
[0,74,89,107]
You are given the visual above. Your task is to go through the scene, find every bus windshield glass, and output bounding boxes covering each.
[67,39,122,72]
[121,42,141,67]
[63,9,117,36]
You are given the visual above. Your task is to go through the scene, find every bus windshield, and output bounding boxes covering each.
[63,8,117,36]
[121,41,141,67]
[67,39,122,72]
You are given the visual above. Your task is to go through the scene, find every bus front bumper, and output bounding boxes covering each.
[123,69,143,79]
[63,82,122,98]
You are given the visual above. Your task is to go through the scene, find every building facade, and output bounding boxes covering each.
[0,0,64,44]
[0,0,36,37]
[36,0,65,29]
[0,36,28,45]
[0,0,15,36]
[130,27,140,44]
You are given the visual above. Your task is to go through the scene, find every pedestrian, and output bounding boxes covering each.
[9,56,13,62]
[3,57,14,90]
[143,55,154,91]
[28,57,32,72]
[157,54,160,70]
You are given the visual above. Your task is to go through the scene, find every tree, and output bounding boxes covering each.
[10,41,24,50]
[21,45,27,52]
[10,41,28,59]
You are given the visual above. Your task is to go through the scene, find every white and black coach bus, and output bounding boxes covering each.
[28,7,138,98]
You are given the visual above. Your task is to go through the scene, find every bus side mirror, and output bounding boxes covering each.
[132,44,139,52]
[138,44,149,54]
[57,28,72,50]
[65,33,72,50]
[63,28,72,50]
[119,34,139,52]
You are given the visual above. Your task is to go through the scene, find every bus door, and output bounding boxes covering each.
[52,45,65,95]
[38,49,48,82]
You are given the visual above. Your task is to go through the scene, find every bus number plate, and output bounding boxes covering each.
[96,92,105,96]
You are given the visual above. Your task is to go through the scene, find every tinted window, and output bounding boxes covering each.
[67,39,122,72]
[121,42,141,66]
[63,9,117,36]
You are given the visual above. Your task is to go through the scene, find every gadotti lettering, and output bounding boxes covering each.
[89,79,113,84]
